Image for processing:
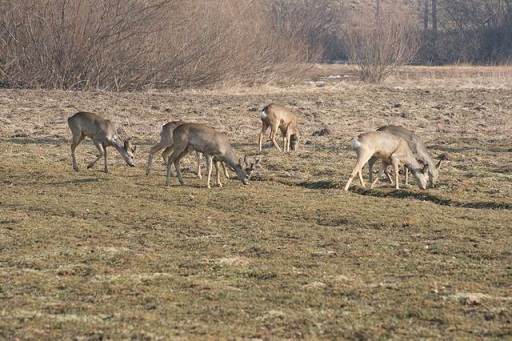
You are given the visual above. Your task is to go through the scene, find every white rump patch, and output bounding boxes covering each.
[260,110,268,120]
[351,137,361,150]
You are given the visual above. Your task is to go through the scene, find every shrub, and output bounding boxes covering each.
[343,4,420,83]
[0,0,336,90]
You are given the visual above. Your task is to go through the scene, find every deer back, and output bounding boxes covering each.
[68,112,115,141]
[160,121,184,145]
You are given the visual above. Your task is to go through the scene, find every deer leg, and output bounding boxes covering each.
[146,142,165,175]
[161,146,173,165]
[344,152,372,191]
[70,134,84,172]
[161,146,174,176]
[167,148,185,186]
[345,161,364,191]
[371,163,388,189]
[221,162,230,179]
[165,155,173,186]
[103,144,108,173]
[358,169,365,188]
[206,155,213,189]
[270,125,282,152]
[87,142,104,170]
[382,164,394,184]
[368,157,376,184]
[175,151,189,185]
[196,152,203,179]
[391,157,400,190]
[259,123,269,151]
[285,130,293,152]
[404,167,409,186]
[384,167,394,184]
[215,161,223,187]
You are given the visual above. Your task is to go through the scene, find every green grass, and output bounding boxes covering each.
[0,80,511,339]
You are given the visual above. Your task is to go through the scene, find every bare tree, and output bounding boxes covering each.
[0,0,334,90]
[423,0,429,34]
[431,0,438,51]
[344,4,420,82]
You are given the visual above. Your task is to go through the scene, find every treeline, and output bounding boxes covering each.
[0,0,338,90]
[415,0,512,64]
[0,0,511,90]
[323,0,512,65]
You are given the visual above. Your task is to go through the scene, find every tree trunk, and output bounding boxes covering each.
[431,0,438,62]
[423,0,429,33]
[431,0,437,41]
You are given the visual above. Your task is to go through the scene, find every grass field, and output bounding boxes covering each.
[1,66,512,339]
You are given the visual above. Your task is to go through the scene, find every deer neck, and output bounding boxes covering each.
[404,157,423,173]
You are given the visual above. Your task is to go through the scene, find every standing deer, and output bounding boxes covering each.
[68,112,136,173]
[368,125,444,187]
[259,104,300,152]
[344,131,429,191]
[165,123,259,188]
[146,121,229,179]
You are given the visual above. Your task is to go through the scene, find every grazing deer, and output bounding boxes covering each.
[344,131,428,191]
[165,123,259,188]
[146,121,228,179]
[259,104,300,152]
[68,112,136,173]
[369,125,444,187]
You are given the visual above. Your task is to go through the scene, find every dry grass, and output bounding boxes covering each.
[307,64,512,89]
[1,65,511,339]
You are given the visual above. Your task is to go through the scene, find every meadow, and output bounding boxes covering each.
[1,65,511,339]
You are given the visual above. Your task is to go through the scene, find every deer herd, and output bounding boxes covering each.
[68,103,444,191]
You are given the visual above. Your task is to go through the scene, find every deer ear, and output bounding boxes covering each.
[436,153,448,169]
[255,158,261,167]
[436,159,442,169]
[132,145,137,153]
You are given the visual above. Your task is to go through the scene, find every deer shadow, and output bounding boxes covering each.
[351,187,512,210]
[45,177,105,185]
[1,136,67,146]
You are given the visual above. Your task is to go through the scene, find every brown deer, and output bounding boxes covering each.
[258,104,300,152]
[165,123,259,188]
[370,125,444,188]
[344,131,428,191]
[146,121,230,179]
[68,112,136,173]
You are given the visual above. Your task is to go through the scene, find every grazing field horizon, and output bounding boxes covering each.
[1,65,511,339]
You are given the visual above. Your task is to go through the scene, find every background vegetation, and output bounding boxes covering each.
[1,0,511,90]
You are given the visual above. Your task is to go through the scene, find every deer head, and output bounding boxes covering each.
[121,138,136,167]
[241,155,261,179]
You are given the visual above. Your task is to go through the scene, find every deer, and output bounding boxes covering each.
[344,131,429,191]
[259,104,300,152]
[146,121,229,180]
[68,112,136,173]
[165,123,260,188]
[368,125,445,188]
